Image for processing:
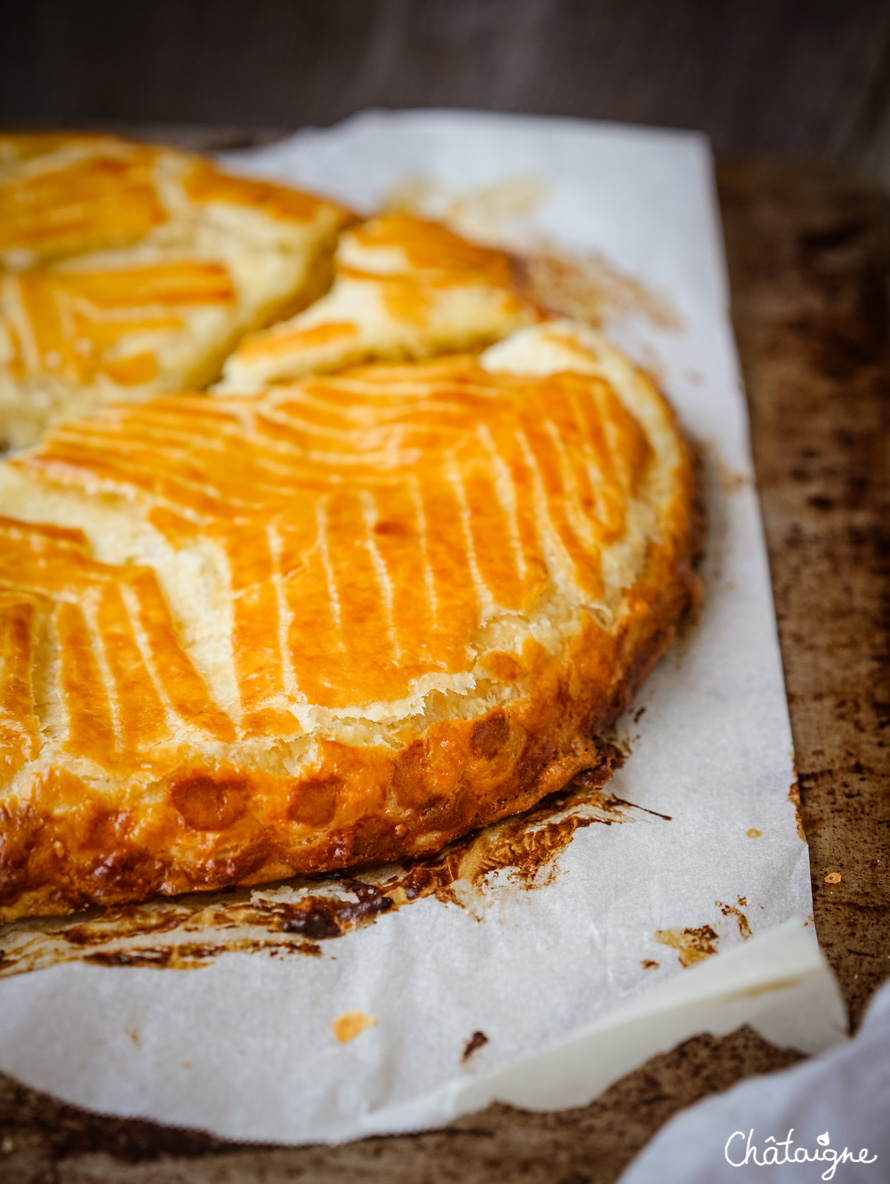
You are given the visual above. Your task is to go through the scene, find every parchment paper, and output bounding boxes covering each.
[0,111,846,1144]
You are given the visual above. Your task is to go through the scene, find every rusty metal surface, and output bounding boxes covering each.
[0,148,887,1182]
[717,157,890,1029]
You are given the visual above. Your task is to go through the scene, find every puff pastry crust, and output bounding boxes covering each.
[0,318,699,923]
[0,133,352,448]
[217,213,536,391]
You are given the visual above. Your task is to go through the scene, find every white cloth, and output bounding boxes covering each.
[620,980,890,1182]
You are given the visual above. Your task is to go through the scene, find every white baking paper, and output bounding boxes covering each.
[0,111,845,1144]
[618,976,890,1184]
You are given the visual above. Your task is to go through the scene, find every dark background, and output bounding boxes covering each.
[3,0,890,176]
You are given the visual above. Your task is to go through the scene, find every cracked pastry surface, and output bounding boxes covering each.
[0,318,699,923]
[0,133,352,449]
[216,212,537,391]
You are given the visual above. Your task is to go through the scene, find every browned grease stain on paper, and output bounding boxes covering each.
[516,249,681,331]
[385,174,681,332]
[716,898,753,939]
[656,894,755,968]
[788,780,807,842]
[462,1030,490,1062]
[386,174,550,231]
[0,746,672,977]
[711,449,755,497]
[654,925,720,967]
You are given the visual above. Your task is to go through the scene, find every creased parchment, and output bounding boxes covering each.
[0,111,845,1144]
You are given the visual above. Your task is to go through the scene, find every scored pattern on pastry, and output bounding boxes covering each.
[0,516,236,784]
[218,213,535,390]
[0,138,167,267]
[0,134,350,269]
[4,335,652,769]
[0,320,696,920]
[1,262,237,387]
[0,133,353,448]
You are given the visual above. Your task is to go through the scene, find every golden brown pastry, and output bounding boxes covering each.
[0,133,171,269]
[0,133,352,448]
[0,319,698,923]
[216,212,536,391]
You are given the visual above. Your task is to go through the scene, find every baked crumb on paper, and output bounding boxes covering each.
[332,1012,377,1044]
